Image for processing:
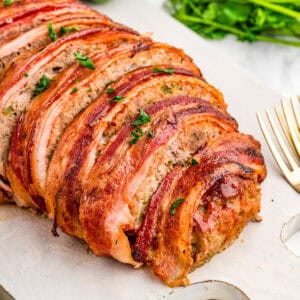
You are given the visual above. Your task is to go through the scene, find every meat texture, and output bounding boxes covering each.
[0,0,267,287]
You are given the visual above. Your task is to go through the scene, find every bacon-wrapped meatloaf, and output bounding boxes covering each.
[0,0,266,287]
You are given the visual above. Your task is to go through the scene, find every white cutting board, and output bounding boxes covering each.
[0,1,299,299]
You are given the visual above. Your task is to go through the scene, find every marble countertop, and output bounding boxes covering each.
[146,0,300,96]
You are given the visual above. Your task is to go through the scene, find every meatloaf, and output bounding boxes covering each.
[0,0,266,287]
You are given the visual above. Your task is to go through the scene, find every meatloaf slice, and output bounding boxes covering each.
[7,36,148,209]
[25,45,201,213]
[0,0,77,26]
[134,133,266,286]
[0,3,99,44]
[0,26,139,196]
[46,68,223,238]
[0,9,112,78]
[79,98,237,265]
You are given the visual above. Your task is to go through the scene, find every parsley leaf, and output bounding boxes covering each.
[71,87,78,94]
[147,130,154,138]
[191,158,199,165]
[48,22,57,42]
[170,198,185,215]
[161,85,173,94]
[2,105,14,116]
[106,87,115,95]
[132,109,151,127]
[33,75,53,97]
[109,95,125,103]
[167,0,300,47]
[3,0,13,6]
[130,128,144,145]
[59,26,79,36]
[74,52,96,70]
[153,67,174,74]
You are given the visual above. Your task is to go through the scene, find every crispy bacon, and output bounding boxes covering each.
[79,98,237,265]
[0,26,140,196]
[7,33,146,211]
[45,69,222,238]
[0,1,267,287]
[141,133,266,286]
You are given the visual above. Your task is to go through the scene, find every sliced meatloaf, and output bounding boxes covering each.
[0,0,77,26]
[135,133,266,286]
[0,8,111,78]
[7,35,149,208]
[45,67,222,235]
[0,26,139,197]
[0,1,267,288]
[79,97,237,265]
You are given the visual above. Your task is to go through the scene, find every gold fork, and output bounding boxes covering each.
[257,96,300,193]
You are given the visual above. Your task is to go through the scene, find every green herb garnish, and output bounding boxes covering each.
[132,109,151,127]
[110,95,125,103]
[74,52,96,70]
[3,0,13,6]
[71,87,78,94]
[33,75,53,96]
[48,22,57,42]
[24,72,29,78]
[179,161,186,167]
[59,26,79,36]
[161,85,173,94]
[147,130,154,138]
[170,198,185,215]
[167,0,300,47]
[2,105,14,116]
[106,87,115,95]
[153,67,174,74]
[130,128,144,145]
[191,158,199,165]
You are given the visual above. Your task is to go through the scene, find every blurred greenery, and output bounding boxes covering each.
[166,0,300,47]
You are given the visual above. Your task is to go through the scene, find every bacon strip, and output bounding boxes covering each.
[0,26,139,195]
[45,69,222,237]
[136,133,266,286]
[79,98,236,265]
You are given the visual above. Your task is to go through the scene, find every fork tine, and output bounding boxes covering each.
[257,113,291,179]
[281,98,300,156]
[266,109,299,170]
[291,96,300,136]
[275,105,298,157]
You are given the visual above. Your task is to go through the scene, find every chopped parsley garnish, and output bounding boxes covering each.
[147,130,154,138]
[179,161,186,167]
[48,22,57,42]
[161,85,173,94]
[33,75,53,97]
[169,198,184,215]
[74,52,95,70]
[22,132,27,139]
[130,128,144,145]
[153,67,174,75]
[24,72,29,78]
[59,26,79,36]
[132,109,151,127]
[3,0,13,6]
[191,158,199,166]
[106,87,115,95]
[47,153,53,161]
[2,105,14,116]
[110,95,125,103]
[71,87,78,94]
[105,80,116,88]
